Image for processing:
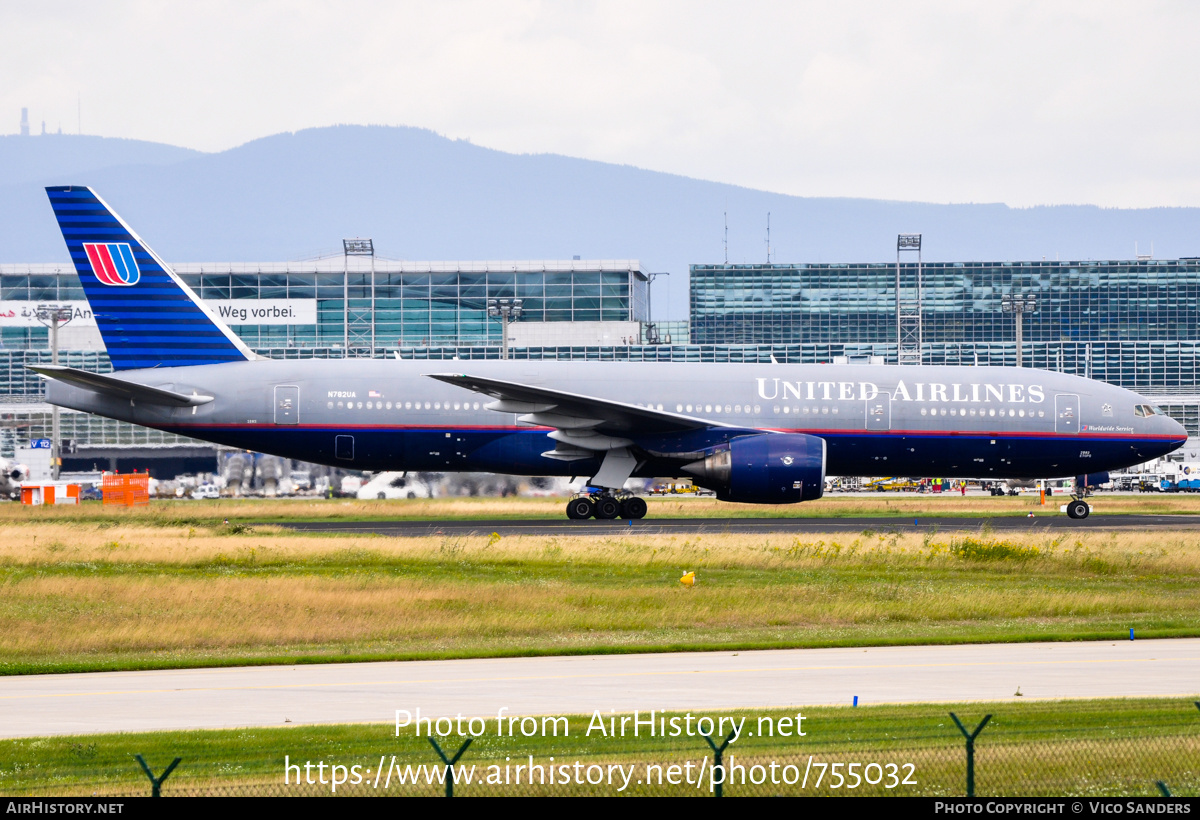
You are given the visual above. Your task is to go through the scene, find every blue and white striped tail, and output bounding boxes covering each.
[45,186,254,371]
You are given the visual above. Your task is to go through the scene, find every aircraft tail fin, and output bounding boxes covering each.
[45,186,255,371]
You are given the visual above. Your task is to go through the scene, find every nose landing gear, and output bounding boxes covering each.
[1065,475,1092,520]
[565,492,648,520]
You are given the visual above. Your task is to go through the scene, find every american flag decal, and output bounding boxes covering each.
[83,243,140,286]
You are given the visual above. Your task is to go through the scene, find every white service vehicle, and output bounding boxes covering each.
[192,483,220,499]
[357,472,431,500]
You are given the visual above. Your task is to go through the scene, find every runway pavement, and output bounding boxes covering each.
[2,639,1197,738]
[277,514,1200,537]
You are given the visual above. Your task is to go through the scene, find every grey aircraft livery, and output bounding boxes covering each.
[35,187,1186,520]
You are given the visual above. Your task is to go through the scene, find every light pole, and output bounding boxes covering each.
[342,238,375,354]
[896,234,923,365]
[644,271,669,344]
[1001,293,1037,367]
[487,298,524,360]
[35,304,74,479]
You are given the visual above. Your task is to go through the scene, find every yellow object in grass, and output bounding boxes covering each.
[679,571,696,587]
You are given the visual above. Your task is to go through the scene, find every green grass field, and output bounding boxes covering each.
[3,509,1200,674]
[7,698,1198,797]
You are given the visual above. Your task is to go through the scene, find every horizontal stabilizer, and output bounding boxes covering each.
[28,365,214,407]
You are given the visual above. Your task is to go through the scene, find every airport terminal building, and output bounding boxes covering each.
[4,253,1200,472]
[690,260,1200,388]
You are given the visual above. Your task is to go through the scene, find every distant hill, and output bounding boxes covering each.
[0,134,201,189]
[2,125,1197,319]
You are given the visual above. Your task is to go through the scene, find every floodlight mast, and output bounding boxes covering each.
[35,304,74,479]
[1001,293,1038,367]
[645,271,669,344]
[487,298,524,360]
[342,238,375,354]
[896,234,923,365]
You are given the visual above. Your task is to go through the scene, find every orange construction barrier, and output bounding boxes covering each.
[102,473,150,506]
[21,484,80,505]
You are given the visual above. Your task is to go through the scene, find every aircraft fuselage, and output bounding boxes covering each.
[45,359,1186,481]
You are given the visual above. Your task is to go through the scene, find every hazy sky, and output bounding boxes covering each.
[5,1,1199,208]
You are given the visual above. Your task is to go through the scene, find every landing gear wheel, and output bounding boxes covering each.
[566,497,595,520]
[620,497,648,520]
[1066,499,1090,520]
[594,496,621,520]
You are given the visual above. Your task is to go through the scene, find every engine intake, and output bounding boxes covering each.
[682,433,826,504]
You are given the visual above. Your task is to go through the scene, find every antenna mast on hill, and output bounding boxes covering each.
[724,212,729,265]
[766,212,771,264]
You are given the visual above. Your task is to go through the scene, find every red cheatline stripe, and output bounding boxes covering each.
[153,422,1183,442]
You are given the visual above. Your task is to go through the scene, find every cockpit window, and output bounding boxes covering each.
[1134,405,1147,417]
[1134,404,1162,417]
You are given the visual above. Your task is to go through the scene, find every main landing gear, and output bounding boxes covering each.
[566,492,648,520]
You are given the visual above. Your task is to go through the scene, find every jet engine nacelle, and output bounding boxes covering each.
[683,433,826,504]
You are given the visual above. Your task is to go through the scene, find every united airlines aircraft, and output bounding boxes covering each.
[34,187,1186,520]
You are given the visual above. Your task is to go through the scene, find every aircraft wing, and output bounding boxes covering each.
[29,365,214,407]
[426,372,741,460]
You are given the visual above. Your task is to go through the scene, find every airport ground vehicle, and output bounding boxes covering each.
[356,472,430,500]
[648,481,712,496]
[192,484,220,499]
[863,477,921,492]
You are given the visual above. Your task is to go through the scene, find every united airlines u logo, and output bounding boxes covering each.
[83,243,140,286]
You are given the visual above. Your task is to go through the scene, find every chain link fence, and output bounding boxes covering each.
[19,704,1199,798]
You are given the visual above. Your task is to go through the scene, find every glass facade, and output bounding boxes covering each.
[690,260,1200,346]
[180,261,646,349]
[0,260,648,350]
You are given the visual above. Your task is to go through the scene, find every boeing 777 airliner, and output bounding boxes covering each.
[33,187,1186,520]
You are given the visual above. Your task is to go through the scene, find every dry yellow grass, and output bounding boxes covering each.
[1,520,1199,671]
[0,520,1197,570]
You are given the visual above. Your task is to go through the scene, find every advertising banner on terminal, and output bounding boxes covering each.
[207,299,318,326]
[0,300,318,328]
[0,302,96,326]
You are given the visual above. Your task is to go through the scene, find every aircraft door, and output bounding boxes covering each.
[335,435,355,461]
[1055,394,1080,435]
[274,386,299,425]
[865,392,891,431]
